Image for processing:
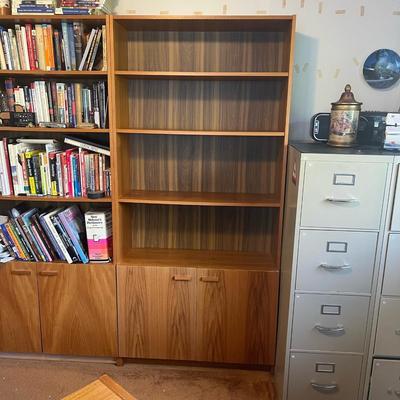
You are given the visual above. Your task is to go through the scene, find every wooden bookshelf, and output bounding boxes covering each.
[0,15,295,367]
[110,15,295,367]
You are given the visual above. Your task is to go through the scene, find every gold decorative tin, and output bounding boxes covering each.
[328,84,362,147]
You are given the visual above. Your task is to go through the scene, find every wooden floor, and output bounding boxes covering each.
[0,357,275,400]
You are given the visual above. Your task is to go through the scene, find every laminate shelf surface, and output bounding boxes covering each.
[0,70,108,77]
[119,191,281,207]
[0,15,106,23]
[115,71,289,79]
[0,127,109,133]
[117,129,285,137]
[0,195,112,203]
[120,248,277,271]
[9,260,114,267]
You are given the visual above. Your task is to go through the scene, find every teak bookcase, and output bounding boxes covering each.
[0,15,295,367]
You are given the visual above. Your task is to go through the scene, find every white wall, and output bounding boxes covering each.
[112,0,400,140]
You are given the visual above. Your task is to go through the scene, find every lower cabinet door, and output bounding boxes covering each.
[117,265,197,360]
[288,352,363,400]
[196,269,279,365]
[37,263,117,357]
[370,359,400,400]
[0,262,41,353]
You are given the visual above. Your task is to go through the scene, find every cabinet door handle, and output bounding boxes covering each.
[200,276,219,283]
[172,275,192,281]
[38,271,59,277]
[310,382,338,393]
[395,329,400,336]
[319,263,352,271]
[314,324,345,335]
[325,197,359,204]
[11,269,31,276]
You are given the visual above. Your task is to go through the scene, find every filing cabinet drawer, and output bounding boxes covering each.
[288,352,363,400]
[390,165,400,231]
[297,230,377,293]
[292,294,369,353]
[370,359,400,400]
[382,235,400,296]
[301,161,387,229]
[375,297,400,357]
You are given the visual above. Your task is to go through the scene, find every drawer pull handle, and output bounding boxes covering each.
[319,263,352,271]
[310,383,338,393]
[38,271,58,277]
[315,324,345,336]
[325,197,359,204]
[11,269,31,276]
[200,276,220,283]
[172,275,192,281]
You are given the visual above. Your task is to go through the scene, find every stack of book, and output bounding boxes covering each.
[56,0,112,15]
[0,137,111,198]
[4,78,108,128]
[0,204,90,263]
[12,0,56,15]
[0,22,106,71]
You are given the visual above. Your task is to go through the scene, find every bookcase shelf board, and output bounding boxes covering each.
[116,129,285,137]
[0,195,112,203]
[118,191,281,208]
[0,70,108,77]
[0,127,109,133]
[119,248,277,271]
[0,15,107,26]
[114,71,289,79]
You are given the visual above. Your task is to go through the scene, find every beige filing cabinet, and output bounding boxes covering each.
[368,156,400,400]
[275,143,394,400]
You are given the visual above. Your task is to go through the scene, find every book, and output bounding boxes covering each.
[84,210,112,262]
[64,136,110,156]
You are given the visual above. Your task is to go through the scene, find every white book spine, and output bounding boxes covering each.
[0,143,10,195]
[40,81,50,122]
[20,27,31,71]
[0,35,7,70]
[8,29,21,70]
[15,26,26,70]
[79,28,96,71]
[2,32,13,70]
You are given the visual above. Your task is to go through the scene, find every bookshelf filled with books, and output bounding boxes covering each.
[0,15,112,270]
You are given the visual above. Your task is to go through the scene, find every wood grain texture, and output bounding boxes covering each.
[196,269,279,365]
[0,262,42,353]
[118,265,196,360]
[62,375,137,400]
[118,79,287,131]
[120,248,276,270]
[37,263,117,357]
[117,128,285,136]
[121,135,282,198]
[123,31,290,72]
[120,204,278,255]
[115,71,289,78]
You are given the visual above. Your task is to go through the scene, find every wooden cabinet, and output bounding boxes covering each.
[117,265,196,360]
[38,263,117,357]
[118,264,278,365]
[196,269,278,365]
[0,262,41,353]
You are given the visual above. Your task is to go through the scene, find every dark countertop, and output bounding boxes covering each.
[290,141,397,156]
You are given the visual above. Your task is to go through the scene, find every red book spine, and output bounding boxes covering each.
[79,149,87,197]
[60,152,67,197]
[25,24,36,70]
[2,138,13,195]
[31,30,39,69]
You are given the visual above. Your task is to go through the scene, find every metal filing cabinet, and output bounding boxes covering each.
[275,143,393,400]
[368,158,400,399]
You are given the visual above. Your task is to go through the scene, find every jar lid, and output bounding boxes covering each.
[331,84,363,106]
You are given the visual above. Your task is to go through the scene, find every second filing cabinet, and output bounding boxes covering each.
[275,143,393,400]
